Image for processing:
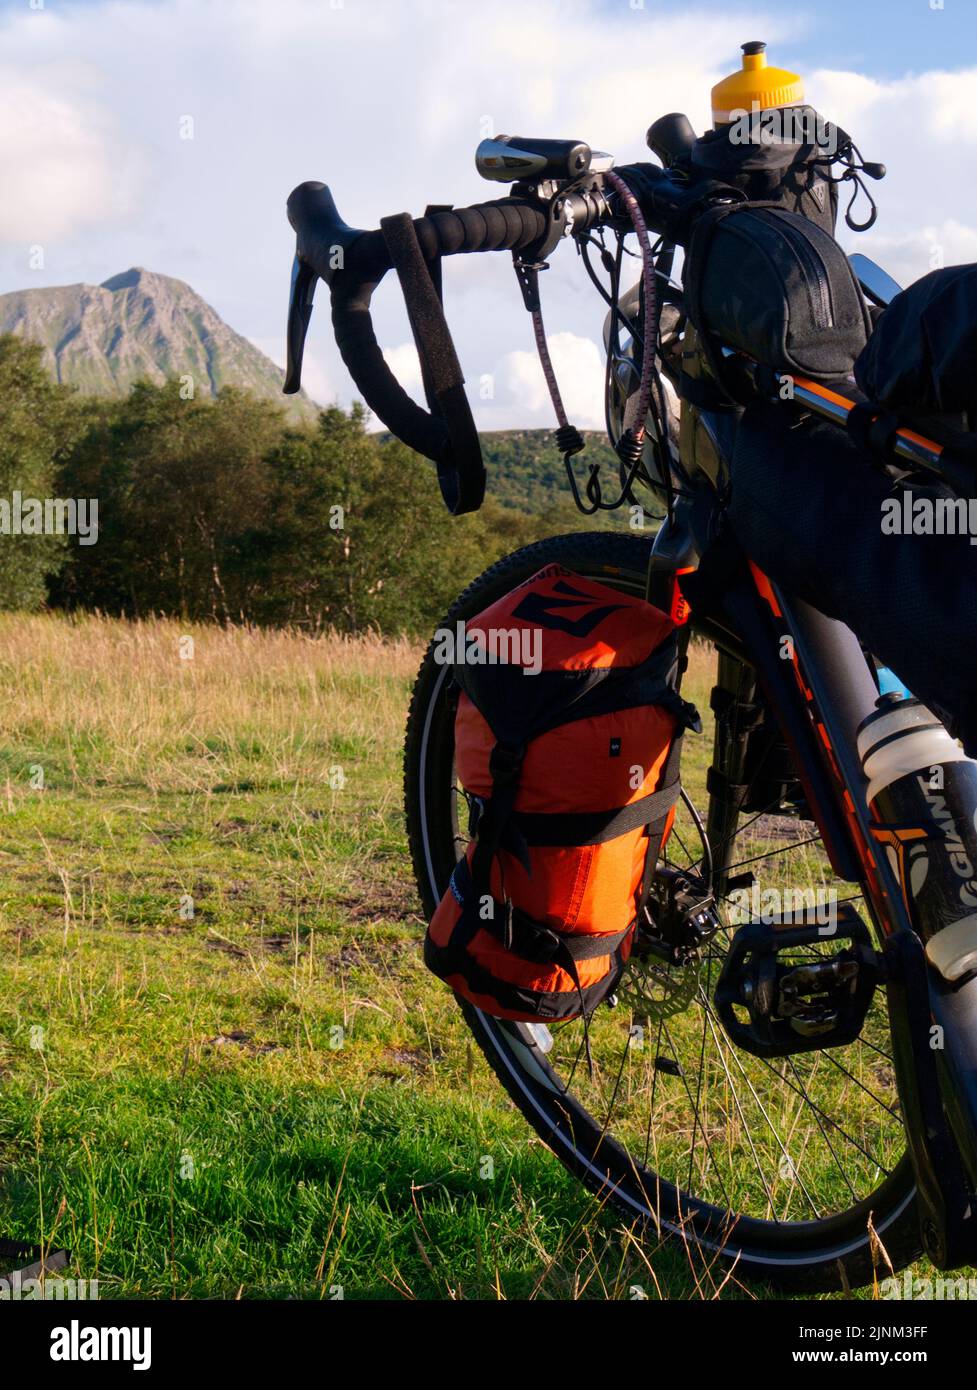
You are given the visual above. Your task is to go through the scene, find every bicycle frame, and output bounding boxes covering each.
[653,423,977,1271]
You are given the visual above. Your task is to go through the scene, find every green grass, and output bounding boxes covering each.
[0,613,929,1299]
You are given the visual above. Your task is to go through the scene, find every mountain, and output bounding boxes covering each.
[0,267,317,420]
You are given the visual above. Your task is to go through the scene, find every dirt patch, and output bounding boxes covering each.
[741,814,819,845]
[206,936,247,958]
[334,878,421,925]
[206,932,301,958]
[212,818,250,837]
[327,938,421,975]
[145,824,189,844]
[4,925,35,947]
[202,1030,281,1056]
[377,1043,445,1078]
[259,934,293,953]
[122,924,189,938]
[871,1062,897,1093]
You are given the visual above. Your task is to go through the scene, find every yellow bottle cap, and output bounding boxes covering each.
[711,41,805,126]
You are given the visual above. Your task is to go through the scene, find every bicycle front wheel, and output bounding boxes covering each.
[404,530,920,1293]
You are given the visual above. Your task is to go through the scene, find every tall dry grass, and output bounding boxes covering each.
[0,613,423,793]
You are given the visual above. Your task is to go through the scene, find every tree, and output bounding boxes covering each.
[0,336,81,609]
[55,386,557,632]
[57,380,283,620]
[258,405,543,633]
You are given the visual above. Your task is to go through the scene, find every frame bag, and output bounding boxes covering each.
[424,565,698,1022]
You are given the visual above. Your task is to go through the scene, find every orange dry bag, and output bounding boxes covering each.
[424,565,698,1022]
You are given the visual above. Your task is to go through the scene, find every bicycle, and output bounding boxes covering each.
[282,113,977,1292]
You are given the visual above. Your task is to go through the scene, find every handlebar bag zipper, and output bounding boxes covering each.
[684,204,871,385]
[424,565,699,1022]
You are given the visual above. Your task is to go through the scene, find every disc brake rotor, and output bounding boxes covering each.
[617,953,701,1022]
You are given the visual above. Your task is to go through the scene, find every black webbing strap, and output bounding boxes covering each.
[469,740,525,907]
[380,212,485,515]
[510,776,682,847]
[710,684,765,732]
[847,400,902,461]
[706,763,751,810]
[418,204,452,413]
[449,858,632,965]
[638,734,685,914]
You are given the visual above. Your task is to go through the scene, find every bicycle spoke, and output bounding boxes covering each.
[785,1056,861,1206]
[724,834,823,874]
[818,1048,901,1120]
[686,971,712,1195]
[660,1016,734,1212]
[747,1047,895,1175]
[685,1000,785,1221]
[697,986,822,1219]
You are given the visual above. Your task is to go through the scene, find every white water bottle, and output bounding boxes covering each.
[857,694,977,982]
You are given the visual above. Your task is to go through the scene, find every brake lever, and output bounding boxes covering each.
[284,254,318,394]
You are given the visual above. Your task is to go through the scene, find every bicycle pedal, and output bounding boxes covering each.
[714,903,882,1058]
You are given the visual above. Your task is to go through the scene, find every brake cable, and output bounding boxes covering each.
[514,169,669,516]
[604,168,659,448]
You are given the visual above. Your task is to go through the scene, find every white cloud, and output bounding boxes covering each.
[853,220,977,294]
[293,348,336,412]
[2,0,977,434]
[809,64,977,285]
[381,342,424,398]
[479,332,606,431]
[248,335,334,409]
[0,66,139,243]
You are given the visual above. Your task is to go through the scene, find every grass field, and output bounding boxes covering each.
[0,613,926,1299]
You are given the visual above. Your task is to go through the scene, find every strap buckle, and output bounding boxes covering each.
[489,741,526,786]
[513,257,548,313]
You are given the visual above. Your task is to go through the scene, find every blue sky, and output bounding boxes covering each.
[1,0,975,426]
[591,0,976,79]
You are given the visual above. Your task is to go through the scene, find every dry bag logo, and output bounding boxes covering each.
[511,579,627,637]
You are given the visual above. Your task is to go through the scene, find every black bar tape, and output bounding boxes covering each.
[340,198,550,280]
[380,210,485,515]
[330,273,449,467]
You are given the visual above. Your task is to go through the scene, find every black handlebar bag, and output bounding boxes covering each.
[684,204,872,393]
